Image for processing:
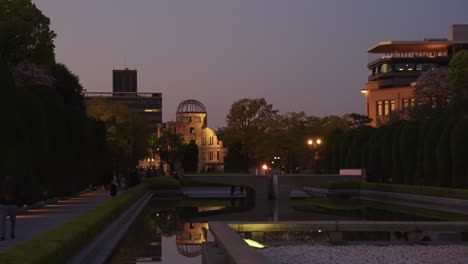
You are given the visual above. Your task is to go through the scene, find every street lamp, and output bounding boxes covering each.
[306,138,323,173]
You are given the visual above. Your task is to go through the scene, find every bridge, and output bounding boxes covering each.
[183,174,363,219]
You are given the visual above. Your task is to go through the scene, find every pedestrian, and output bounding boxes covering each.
[110,179,118,197]
[1,175,18,240]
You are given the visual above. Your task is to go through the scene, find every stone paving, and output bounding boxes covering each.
[0,189,110,253]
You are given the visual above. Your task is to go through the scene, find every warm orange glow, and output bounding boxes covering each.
[307,139,313,145]
[316,139,322,145]
[262,164,268,170]
[360,89,368,94]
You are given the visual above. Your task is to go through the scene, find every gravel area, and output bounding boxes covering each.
[260,245,468,264]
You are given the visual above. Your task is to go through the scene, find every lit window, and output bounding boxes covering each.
[390,100,395,112]
[217,151,220,160]
[377,101,383,116]
[383,101,389,116]
[190,127,195,134]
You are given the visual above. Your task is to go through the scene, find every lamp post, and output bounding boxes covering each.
[307,138,322,173]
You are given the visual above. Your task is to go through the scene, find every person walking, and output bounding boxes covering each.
[0,175,18,240]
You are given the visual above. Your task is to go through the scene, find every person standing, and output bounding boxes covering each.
[1,175,18,240]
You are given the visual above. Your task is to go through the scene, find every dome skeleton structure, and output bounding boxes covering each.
[176,99,207,114]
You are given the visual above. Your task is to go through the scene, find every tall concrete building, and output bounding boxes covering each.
[113,68,137,94]
[362,24,468,126]
[84,68,162,127]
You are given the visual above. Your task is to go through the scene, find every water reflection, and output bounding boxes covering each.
[110,197,467,263]
[109,198,248,264]
[175,223,208,258]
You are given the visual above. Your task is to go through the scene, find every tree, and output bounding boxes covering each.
[343,113,373,128]
[182,141,199,173]
[156,129,185,173]
[224,98,278,165]
[411,67,451,118]
[448,50,468,111]
[0,0,56,69]
[86,98,151,169]
[51,63,84,109]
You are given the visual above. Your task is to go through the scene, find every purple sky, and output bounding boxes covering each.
[34,0,468,128]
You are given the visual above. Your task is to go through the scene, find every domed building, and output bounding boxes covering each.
[166,100,226,172]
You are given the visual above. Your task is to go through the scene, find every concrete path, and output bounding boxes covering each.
[0,189,111,253]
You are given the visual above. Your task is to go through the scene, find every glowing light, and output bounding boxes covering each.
[144,109,160,112]
[307,139,313,145]
[360,89,368,94]
[316,139,322,145]
[262,164,268,170]
[244,238,267,248]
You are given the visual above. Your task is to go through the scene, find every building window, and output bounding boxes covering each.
[216,151,220,160]
[209,136,213,145]
[402,98,410,109]
[209,151,213,160]
[202,136,206,145]
[190,127,195,134]
[383,101,389,116]
[410,98,416,108]
[377,101,383,116]
[390,100,395,112]
[194,116,201,123]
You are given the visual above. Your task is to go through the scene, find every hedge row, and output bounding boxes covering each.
[324,117,468,188]
[0,177,180,264]
[322,181,468,200]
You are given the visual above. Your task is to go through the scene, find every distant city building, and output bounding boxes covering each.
[166,100,226,172]
[84,68,162,126]
[84,92,162,126]
[113,68,137,94]
[362,24,468,126]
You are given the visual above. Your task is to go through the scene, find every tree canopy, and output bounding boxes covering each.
[0,0,56,69]
[223,98,350,173]
[448,50,468,111]
[86,98,152,169]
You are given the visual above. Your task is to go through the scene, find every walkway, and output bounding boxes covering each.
[0,189,110,253]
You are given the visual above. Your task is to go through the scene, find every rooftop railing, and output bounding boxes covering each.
[84,92,162,98]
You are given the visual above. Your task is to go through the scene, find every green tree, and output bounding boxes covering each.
[156,129,185,173]
[0,0,56,69]
[225,98,278,165]
[182,141,199,173]
[448,50,468,111]
[450,118,468,187]
[86,98,151,170]
[343,113,373,128]
[51,63,84,109]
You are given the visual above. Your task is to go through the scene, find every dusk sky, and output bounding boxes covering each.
[34,0,468,128]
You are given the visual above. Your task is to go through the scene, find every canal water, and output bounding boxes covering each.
[109,196,468,264]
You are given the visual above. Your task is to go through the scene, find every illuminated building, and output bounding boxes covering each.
[166,100,226,172]
[362,24,468,126]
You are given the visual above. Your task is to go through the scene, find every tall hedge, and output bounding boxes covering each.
[325,117,468,188]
